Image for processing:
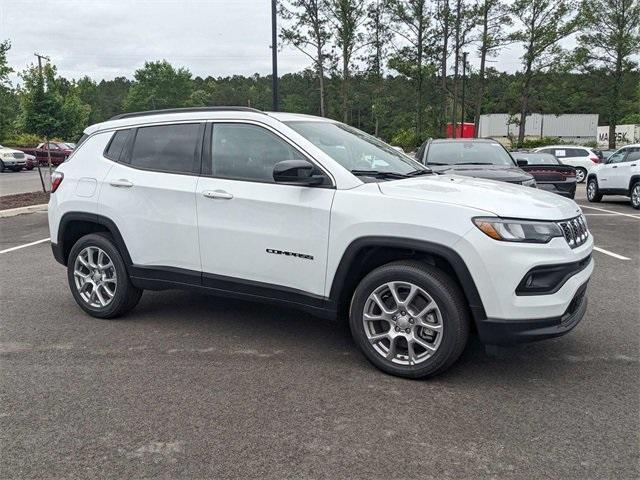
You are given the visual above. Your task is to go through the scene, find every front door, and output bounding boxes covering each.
[196,122,335,297]
[611,149,639,189]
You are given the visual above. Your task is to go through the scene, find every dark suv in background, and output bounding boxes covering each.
[415,139,536,187]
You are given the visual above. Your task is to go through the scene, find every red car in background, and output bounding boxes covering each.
[17,141,75,166]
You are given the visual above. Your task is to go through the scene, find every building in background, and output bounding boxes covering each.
[478,114,598,145]
[596,124,640,148]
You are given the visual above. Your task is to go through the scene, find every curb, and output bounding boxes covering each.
[0,203,48,218]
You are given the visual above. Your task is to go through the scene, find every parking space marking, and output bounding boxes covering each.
[0,238,49,254]
[580,205,640,219]
[593,246,631,261]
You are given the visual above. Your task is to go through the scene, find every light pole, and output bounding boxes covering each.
[271,0,279,111]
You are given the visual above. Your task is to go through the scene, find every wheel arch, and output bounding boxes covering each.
[55,212,132,267]
[628,174,640,192]
[328,236,486,325]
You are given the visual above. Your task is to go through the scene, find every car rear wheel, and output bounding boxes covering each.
[67,233,142,319]
[587,178,602,202]
[631,182,640,210]
[349,260,469,379]
[575,167,587,183]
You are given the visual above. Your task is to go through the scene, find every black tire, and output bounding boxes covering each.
[67,233,142,319]
[587,178,602,202]
[349,260,470,379]
[631,182,640,210]
[0,160,4,173]
[575,167,587,183]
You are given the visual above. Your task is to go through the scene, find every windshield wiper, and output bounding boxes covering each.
[456,162,494,165]
[406,168,433,176]
[350,170,409,179]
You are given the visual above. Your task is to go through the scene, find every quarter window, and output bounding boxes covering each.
[210,123,304,183]
[104,129,131,161]
[130,124,201,174]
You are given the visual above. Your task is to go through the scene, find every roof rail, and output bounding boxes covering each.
[109,106,263,121]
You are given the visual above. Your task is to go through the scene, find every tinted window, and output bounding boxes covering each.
[210,123,304,182]
[104,129,131,161]
[517,153,559,165]
[426,142,514,166]
[608,151,626,164]
[625,151,640,162]
[568,148,588,157]
[130,124,201,174]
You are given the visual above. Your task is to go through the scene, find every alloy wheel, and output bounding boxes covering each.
[587,181,596,200]
[73,246,118,308]
[362,281,443,366]
[576,169,586,183]
[632,184,640,208]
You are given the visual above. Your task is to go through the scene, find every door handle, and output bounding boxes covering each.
[203,190,233,200]
[109,179,134,188]
[631,164,637,167]
[612,166,618,169]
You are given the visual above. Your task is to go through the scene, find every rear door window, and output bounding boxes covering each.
[568,148,588,157]
[129,123,202,174]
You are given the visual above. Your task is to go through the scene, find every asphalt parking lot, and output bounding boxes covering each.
[1,185,638,479]
[0,169,52,197]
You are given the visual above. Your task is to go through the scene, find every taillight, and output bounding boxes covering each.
[589,155,600,163]
[51,171,64,193]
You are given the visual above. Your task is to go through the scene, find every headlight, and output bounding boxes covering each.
[473,217,563,243]
[522,178,537,188]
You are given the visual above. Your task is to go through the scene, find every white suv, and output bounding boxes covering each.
[587,144,640,209]
[48,108,594,378]
[534,145,601,183]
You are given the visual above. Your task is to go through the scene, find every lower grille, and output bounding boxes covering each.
[12,152,25,159]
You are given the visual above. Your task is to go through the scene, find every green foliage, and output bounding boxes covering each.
[1,132,42,147]
[620,113,640,125]
[0,40,18,141]
[518,137,562,149]
[390,128,421,150]
[123,60,193,112]
[20,65,63,138]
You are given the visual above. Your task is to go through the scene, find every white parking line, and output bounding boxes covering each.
[580,205,640,219]
[0,238,49,254]
[593,246,631,261]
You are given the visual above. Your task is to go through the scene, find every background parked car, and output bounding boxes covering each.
[533,145,601,183]
[16,141,74,166]
[587,143,640,209]
[513,152,577,199]
[415,138,537,187]
[0,144,27,172]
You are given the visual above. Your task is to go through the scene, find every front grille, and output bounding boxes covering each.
[12,152,25,159]
[557,215,589,248]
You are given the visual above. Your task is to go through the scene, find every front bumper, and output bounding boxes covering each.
[476,281,588,345]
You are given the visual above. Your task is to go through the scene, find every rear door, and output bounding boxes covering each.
[196,121,335,297]
[99,122,204,274]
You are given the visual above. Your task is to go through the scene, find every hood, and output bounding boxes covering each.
[378,174,581,221]
[0,146,23,155]
[429,164,532,183]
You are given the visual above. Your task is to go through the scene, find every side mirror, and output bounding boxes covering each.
[516,158,528,166]
[273,160,325,186]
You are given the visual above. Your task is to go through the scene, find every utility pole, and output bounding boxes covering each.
[271,0,279,111]
[461,51,468,138]
[34,53,51,192]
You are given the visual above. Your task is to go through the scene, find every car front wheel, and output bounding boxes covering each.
[67,233,142,319]
[587,178,602,202]
[349,260,469,379]
[631,182,640,210]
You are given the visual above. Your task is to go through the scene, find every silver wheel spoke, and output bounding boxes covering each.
[371,293,395,315]
[385,336,398,360]
[412,335,437,352]
[388,282,403,308]
[368,332,389,344]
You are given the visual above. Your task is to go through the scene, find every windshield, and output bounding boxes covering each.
[285,121,427,175]
[427,142,515,166]
[64,143,76,149]
[517,153,559,165]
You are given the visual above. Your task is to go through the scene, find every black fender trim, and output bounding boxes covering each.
[56,212,133,267]
[628,175,640,192]
[328,236,487,323]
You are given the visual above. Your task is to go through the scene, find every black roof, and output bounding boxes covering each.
[109,106,263,121]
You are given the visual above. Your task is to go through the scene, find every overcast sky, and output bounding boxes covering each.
[3,0,534,84]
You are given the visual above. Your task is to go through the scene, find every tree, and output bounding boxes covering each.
[326,0,367,122]
[576,0,640,148]
[388,0,433,136]
[473,0,513,136]
[123,60,193,112]
[510,0,578,146]
[280,0,333,116]
[0,40,18,141]
[434,0,452,135]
